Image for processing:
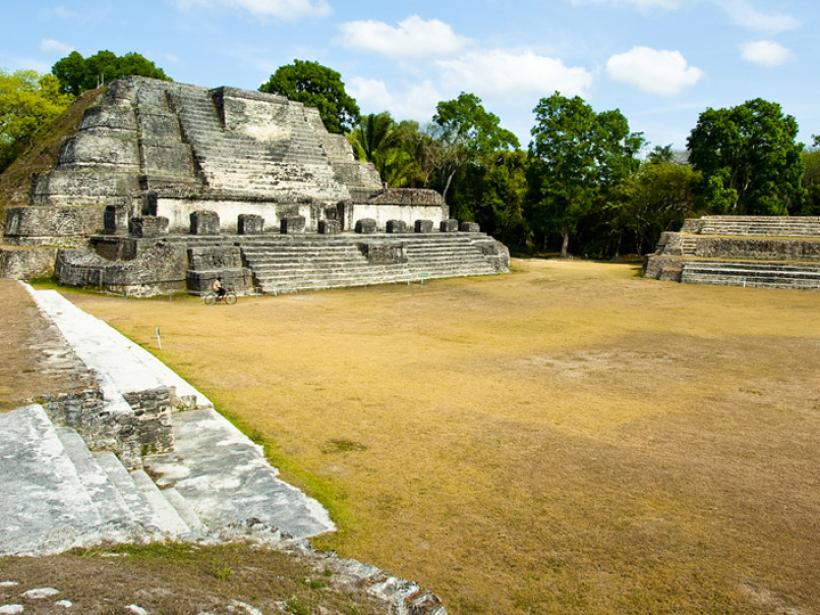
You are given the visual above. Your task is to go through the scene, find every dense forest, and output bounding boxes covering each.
[2,53,818,257]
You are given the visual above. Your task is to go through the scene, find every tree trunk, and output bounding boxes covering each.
[442,169,457,204]
[560,227,570,259]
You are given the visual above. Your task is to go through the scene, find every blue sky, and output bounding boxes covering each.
[1,0,816,150]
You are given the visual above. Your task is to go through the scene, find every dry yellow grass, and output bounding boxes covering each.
[65,259,820,614]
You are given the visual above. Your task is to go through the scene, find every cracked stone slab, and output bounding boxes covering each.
[145,409,334,540]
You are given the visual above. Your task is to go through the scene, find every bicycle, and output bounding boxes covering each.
[203,290,237,305]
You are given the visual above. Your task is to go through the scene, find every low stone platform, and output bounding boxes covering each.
[54,230,510,297]
[645,216,820,290]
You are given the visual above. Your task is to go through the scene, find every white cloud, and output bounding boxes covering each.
[40,39,74,55]
[437,50,593,98]
[606,46,703,96]
[171,0,331,20]
[717,0,799,33]
[570,0,799,32]
[348,77,442,121]
[338,15,468,58]
[740,40,792,66]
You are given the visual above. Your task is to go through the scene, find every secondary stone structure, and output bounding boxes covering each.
[645,215,820,290]
[0,282,447,614]
[0,76,508,295]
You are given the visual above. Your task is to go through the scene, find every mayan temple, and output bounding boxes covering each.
[0,76,509,295]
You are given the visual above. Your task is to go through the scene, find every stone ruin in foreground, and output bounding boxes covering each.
[0,76,508,295]
[645,215,820,290]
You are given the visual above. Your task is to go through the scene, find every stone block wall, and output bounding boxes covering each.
[42,388,142,469]
[122,388,174,456]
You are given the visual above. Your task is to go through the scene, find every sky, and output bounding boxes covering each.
[1,0,816,151]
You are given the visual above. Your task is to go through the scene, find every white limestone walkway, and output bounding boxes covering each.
[0,283,334,555]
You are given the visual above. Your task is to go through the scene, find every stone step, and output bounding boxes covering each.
[95,452,159,532]
[55,428,137,530]
[0,405,103,556]
[161,487,207,535]
[247,258,489,274]
[257,269,497,293]
[130,470,192,537]
[144,408,334,540]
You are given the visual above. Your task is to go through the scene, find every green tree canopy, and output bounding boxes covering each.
[52,50,171,96]
[0,69,73,172]
[259,60,359,134]
[687,98,805,215]
[528,92,643,257]
[348,113,430,187]
[428,92,519,202]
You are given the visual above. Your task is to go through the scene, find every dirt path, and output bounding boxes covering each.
[0,280,93,412]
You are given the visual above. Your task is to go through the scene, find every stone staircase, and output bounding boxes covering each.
[0,405,196,556]
[680,261,820,289]
[646,215,820,290]
[0,402,335,557]
[173,88,347,202]
[240,234,501,294]
[683,216,820,237]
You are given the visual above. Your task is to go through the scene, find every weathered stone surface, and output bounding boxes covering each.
[190,210,220,235]
[459,221,480,233]
[237,214,264,235]
[386,220,407,234]
[280,215,306,234]
[188,246,242,271]
[644,215,820,289]
[440,219,459,232]
[57,243,189,296]
[4,206,106,243]
[355,218,378,234]
[0,247,58,279]
[128,216,168,238]
[415,220,434,233]
[358,242,407,265]
[318,219,340,235]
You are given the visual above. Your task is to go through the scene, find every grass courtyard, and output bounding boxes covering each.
[65,259,820,614]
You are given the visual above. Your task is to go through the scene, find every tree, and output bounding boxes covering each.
[428,92,519,202]
[52,50,170,95]
[528,92,643,257]
[259,60,359,134]
[801,150,820,215]
[687,98,805,215]
[618,160,699,254]
[448,150,530,249]
[348,113,429,187]
[0,69,73,172]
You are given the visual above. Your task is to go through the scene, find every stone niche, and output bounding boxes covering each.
[460,221,480,233]
[281,215,306,234]
[104,205,129,235]
[386,220,407,234]
[319,220,340,235]
[440,219,459,232]
[129,216,169,238]
[415,219,434,233]
[238,214,264,235]
[356,219,378,234]
[190,210,220,235]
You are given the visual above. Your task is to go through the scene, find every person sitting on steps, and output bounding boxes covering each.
[211,277,226,301]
